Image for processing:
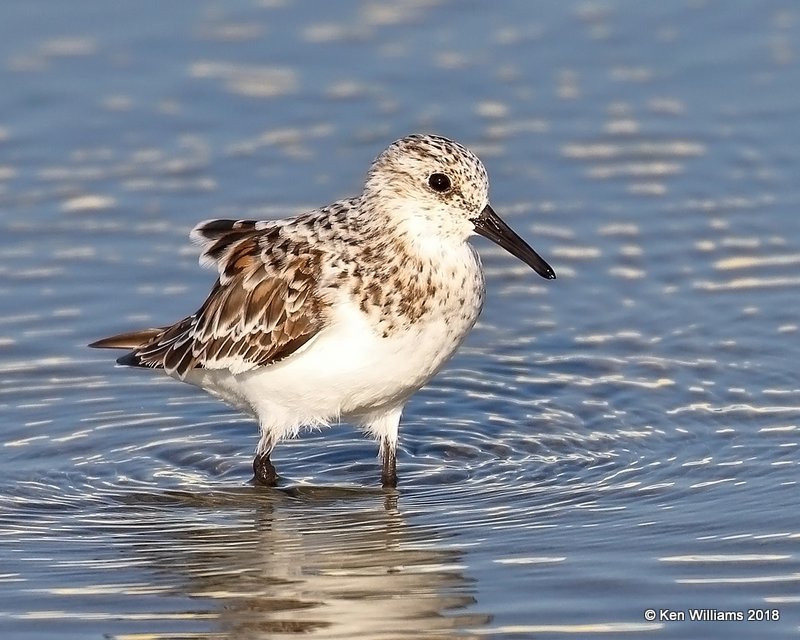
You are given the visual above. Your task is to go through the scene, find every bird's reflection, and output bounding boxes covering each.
[118,486,490,638]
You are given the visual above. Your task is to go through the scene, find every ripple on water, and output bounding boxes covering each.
[2,0,800,636]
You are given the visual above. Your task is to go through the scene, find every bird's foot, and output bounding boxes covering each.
[381,471,398,489]
[253,452,278,487]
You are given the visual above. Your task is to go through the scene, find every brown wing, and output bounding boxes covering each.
[95,219,325,379]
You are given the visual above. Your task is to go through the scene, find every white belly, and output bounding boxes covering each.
[185,291,482,433]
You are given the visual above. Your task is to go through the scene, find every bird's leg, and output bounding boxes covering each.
[378,407,402,488]
[360,406,403,488]
[380,437,398,489]
[253,431,278,486]
[253,451,278,486]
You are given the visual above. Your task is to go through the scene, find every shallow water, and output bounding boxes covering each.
[1,1,799,638]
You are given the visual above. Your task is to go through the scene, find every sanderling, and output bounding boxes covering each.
[90,134,555,487]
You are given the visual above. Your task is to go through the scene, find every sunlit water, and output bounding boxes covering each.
[1,1,799,638]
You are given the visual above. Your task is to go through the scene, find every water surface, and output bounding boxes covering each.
[1,1,799,638]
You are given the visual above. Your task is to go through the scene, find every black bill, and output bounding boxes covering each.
[473,204,556,279]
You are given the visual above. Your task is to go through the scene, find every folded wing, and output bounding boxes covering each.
[90,219,325,379]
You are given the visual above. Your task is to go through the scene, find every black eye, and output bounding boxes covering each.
[428,172,452,193]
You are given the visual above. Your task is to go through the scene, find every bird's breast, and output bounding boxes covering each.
[334,241,485,339]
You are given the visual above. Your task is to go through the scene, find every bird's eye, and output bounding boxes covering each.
[428,172,452,193]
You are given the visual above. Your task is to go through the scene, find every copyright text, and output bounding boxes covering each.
[643,608,780,622]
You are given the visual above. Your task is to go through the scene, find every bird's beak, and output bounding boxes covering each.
[473,204,556,279]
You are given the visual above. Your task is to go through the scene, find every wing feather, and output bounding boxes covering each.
[123,219,325,378]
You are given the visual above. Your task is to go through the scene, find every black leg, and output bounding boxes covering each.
[253,451,278,486]
[380,441,397,489]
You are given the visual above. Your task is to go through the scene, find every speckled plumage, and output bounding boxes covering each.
[90,134,556,487]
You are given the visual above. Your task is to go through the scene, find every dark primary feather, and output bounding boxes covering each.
[90,219,326,379]
[89,328,164,350]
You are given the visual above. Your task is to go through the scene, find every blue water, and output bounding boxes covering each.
[1,1,799,638]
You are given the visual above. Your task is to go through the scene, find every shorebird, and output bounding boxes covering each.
[90,134,555,487]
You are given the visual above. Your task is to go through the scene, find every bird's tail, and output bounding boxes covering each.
[89,328,164,350]
[89,328,166,367]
